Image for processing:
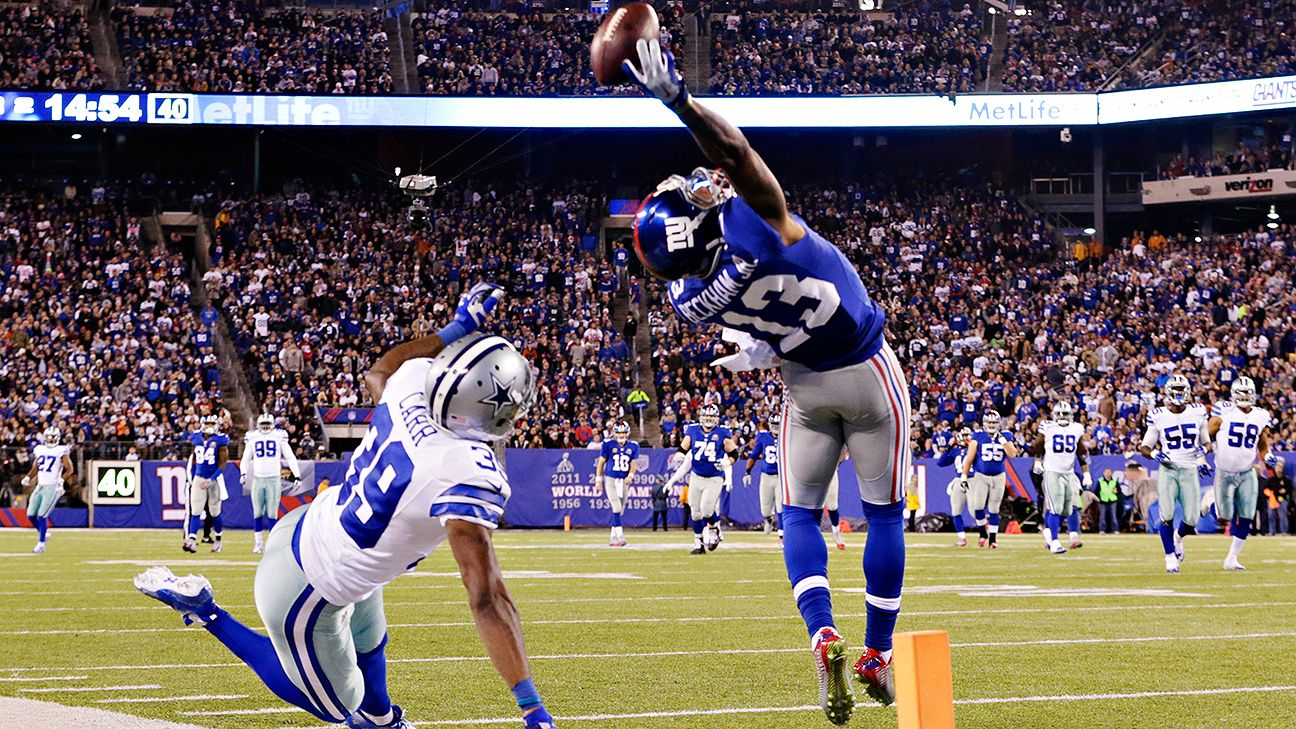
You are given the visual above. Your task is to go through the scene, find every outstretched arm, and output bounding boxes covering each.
[623,40,801,243]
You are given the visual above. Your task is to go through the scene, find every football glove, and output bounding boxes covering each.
[1082,472,1093,488]
[1264,451,1278,467]
[958,479,970,493]
[622,38,690,110]
[20,476,30,488]
[1198,462,1213,478]
[1152,450,1172,465]
[440,282,503,345]
[1032,460,1044,475]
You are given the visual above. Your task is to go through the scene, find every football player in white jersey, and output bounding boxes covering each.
[1207,376,1276,570]
[1139,375,1211,573]
[242,413,303,554]
[1030,403,1091,555]
[135,284,558,729]
[21,427,74,554]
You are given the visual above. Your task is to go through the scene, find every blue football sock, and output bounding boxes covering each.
[356,635,392,716]
[827,509,840,528]
[691,519,705,535]
[187,514,202,538]
[1234,518,1252,540]
[1158,521,1176,555]
[987,513,1000,527]
[777,510,784,531]
[861,501,905,653]
[35,517,47,542]
[212,514,224,537]
[973,509,986,522]
[610,512,622,527]
[1045,512,1061,540]
[707,514,719,525]
[782,505,834,637]
[253,516,264,533]
[1067,509,1080,534]
[204,608,333,722]
[266,517,276,533]
[952,514,965,533]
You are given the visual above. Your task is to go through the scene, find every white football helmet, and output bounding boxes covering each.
[1163,375,1191,406]
[256,413,274,431]
[1230,376,1256,408]
[425,333,536,442]
[1052,401,1073,426]
[958,427,974,445]
[41,426,60,445]
[200,415,220,435]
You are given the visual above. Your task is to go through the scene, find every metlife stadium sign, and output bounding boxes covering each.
[1,74,1293,129]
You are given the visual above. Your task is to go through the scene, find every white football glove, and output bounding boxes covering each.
[622,38,689,109]
[21,476,31,488]
[1082,472,1093,488]
[1033,459,1044,475]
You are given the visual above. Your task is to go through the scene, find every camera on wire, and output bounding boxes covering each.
[396,169,437,228]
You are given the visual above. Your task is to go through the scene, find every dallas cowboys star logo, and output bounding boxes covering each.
[479,374,518,418]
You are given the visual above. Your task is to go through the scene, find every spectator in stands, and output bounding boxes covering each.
[0,5,103,90]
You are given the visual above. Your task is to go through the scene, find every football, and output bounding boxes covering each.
[590,2,660,85]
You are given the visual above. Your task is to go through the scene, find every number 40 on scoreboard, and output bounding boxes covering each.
[90,461,142,506]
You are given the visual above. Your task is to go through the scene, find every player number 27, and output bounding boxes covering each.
[720,274,841,353]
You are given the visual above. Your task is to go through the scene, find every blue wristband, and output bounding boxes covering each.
[437,321,467,346]
[511,677,542,711]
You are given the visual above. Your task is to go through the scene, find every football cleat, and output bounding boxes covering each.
[690,543,706,555]
[1049,544,1068,555]
[1165,555,1181,573]
[211,539,223,554]
[955,536,968,547]
[836,541,847,551]
[1069,539,1084,550]
[1223,559,1246,571]
[704,527,720,552]
[345,704,414,729]
[182,536,198,553]
[134,566,218,626]
[522,706,557,729]
[989,542,998,550]
[978,537,987,548]
[201,535,215,544]
[32,542,45,554]
[812,627,854,724]
[252,544,263,555]
[853,646,895,707]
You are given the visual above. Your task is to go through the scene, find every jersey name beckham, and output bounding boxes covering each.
[189,432,230,479]
[33,444,70,487]
[667,197,885,372]
[1212,401,1271,473]
[1041,421,1085,473]
[970,431,1007,476]
[298,358,510,606]
[1142,404,1208,468]
[600,440,640,479]
[242,429,298,478]
[684,423,732,478]
[750,431,779,475]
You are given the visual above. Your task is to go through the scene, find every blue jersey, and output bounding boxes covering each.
[600,440,640,479]
[189,432,230,479]
[749,430,779,475]
[936,447,964,469]
[684,423,732,478]
[668,197,885,372]
[970,431,1008,476]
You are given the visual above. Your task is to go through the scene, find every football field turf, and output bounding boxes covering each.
[1,528,1295,729]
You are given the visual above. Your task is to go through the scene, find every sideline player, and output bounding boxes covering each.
[960,412,1019,549]
[1208,376,1274,570]
[663,404,738,554]
[21,427,73,554]
[595,421,639,547]
[186,415,230,553]
[1031,403,1091,554]
[745,412,783,538]
[1139,375,1210,573]
[135,283,558,729]
[940,429,972,546]
[623,41,912,718]
[242,413,302,554]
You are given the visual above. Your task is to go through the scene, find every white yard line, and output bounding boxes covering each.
[0,675,89,682]
[96,694,247,704]
[19,684,161,693]
[180,706,305,716]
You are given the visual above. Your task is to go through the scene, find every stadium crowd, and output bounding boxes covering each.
[112,0,395,93]
[0,3,103,91]
[203,181,631,451]
[1156,141,1295,179]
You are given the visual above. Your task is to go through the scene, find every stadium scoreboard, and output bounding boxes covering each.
[2,74,1293,128]
[90,461,142,506]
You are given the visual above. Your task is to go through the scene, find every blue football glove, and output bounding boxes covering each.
[1152,450,1172,466]
[622,38,690,110]
[1198,462,1213,478]
[523,706,556,729]
[439,282,503,345]
[1264,452,1278,467]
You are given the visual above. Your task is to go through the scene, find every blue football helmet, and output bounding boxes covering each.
[633,168,733,281]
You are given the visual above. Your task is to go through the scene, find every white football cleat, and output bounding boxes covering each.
[134,566,218,626]
[1049,544,1067,555]
[1165,555,1181,574]
[211,539,222,554]
[32,542,45,554]
[1223,558,1246,571]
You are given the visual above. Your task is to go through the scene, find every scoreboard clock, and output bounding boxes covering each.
[90,461,142,506]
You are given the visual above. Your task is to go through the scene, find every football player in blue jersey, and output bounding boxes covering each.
[135,283,558,729]
[663,404,739,554]
[185,415,230,553]
[595,421,640,547]
[939,428,973,547]
[745,412,783,538]
[624,40,912,720]
[958,412,1020,549]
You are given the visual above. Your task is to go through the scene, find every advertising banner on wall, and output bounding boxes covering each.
[1142,168,1296,204]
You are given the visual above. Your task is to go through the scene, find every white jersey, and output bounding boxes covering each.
[241,428,301,479]
[1212,401,1271,473]
[1141,404,1209,468]
[33,444,70,487]
[1040,421,1085,473]
[298,358,510,606]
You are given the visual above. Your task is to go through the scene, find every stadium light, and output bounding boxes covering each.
[1268,205,1280,220]
[1083,227,1096,235]
[70,133,81,140]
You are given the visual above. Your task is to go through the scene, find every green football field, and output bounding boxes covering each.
[2,527,1295,729]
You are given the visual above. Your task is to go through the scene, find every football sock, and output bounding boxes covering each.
[691,518,705,535]
[253,516,264,533]
[35,517,47,542]
[1045,513,1061,544]
[861,501,904,653]
[1233,518,1252,541]
[611,512,622,528]
[212,515,224,538]
[987,513,1000,532]
[827,509,840,528]
[952,514,965,535]
[1159,521,1176,555]
[187,514,202,539]
[783,505,834,637]
[1067,509,1080,535]
[974,510,987,539]
[204,608,334,722]
[356,635,393,717]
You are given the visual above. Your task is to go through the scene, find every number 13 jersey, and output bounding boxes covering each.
[667,196,886,372]
[299,358,511,606]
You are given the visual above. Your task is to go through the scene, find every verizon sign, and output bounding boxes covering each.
[1142,169,1296,205]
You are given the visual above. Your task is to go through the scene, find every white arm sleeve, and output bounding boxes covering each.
[1140,424,1159,451]
[186,453,195,481]
[239,441,252,478]
[665,453,692,488]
